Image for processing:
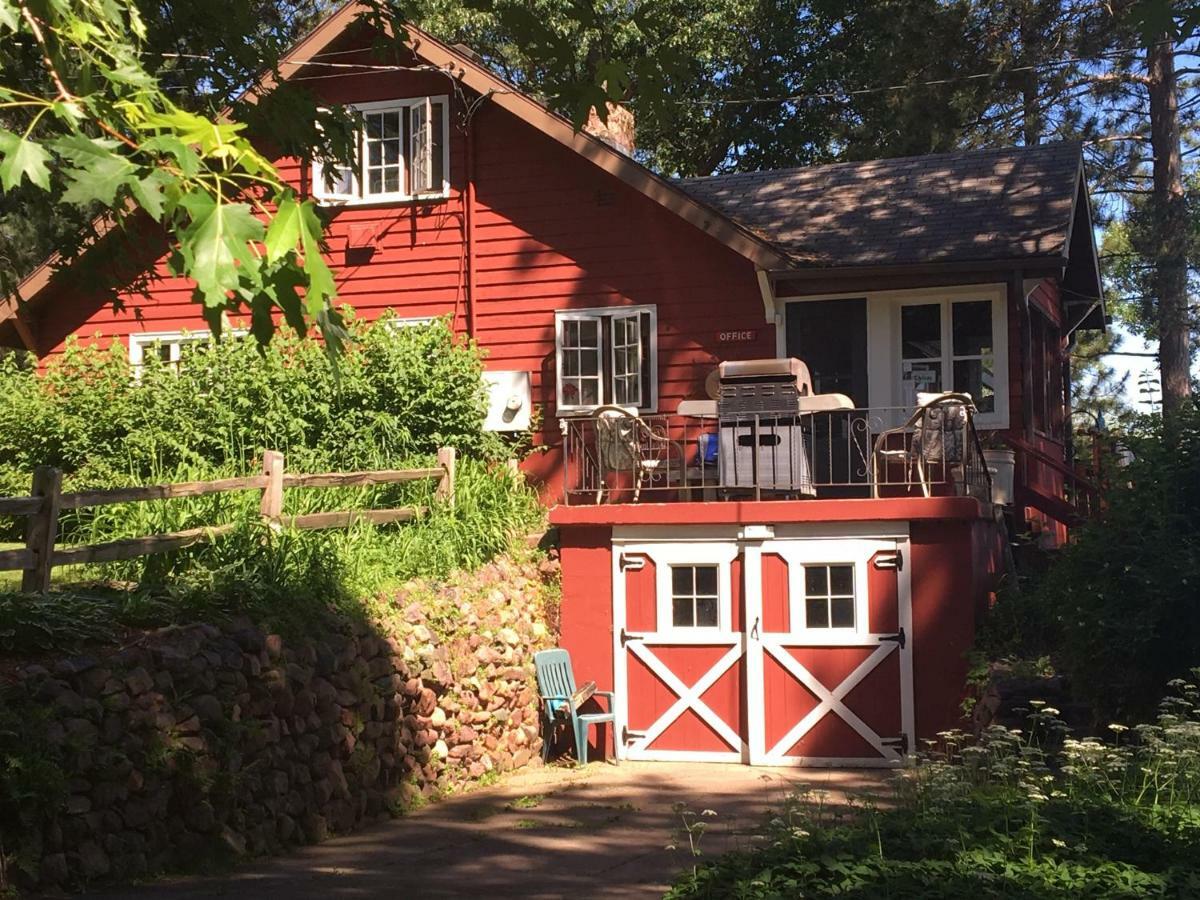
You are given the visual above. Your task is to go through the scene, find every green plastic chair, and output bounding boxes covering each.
[534,649,618,766]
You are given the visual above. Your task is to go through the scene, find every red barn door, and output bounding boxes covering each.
[747,536,913,766]
[612,529,912,766]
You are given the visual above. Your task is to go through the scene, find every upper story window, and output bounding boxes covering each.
[313,96,450,205]
[554,306,657,414]
[899,296,1001,419]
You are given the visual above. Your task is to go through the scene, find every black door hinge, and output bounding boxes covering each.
[881,733,910,755]
[878,627,906,649]
[873,549,904,571]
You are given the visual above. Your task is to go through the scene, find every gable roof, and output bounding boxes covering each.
[676,143,1085,269]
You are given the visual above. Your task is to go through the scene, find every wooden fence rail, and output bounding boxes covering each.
[0,447,457,593]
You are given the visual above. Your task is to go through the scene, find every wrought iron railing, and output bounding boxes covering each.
[561,405,993,506]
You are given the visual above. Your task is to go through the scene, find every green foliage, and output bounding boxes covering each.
[0,316,543,648]
[669,686,1200,899]
[0,315,499,496]
[0,0,395,345]
[1024,407,1200,723]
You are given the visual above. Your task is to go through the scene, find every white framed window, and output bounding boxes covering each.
[801,563,856,629]
[312,96,450,205]
[896,291,1007,426]
[128,328,246,377]
[554,305,657,414]
[670,564,721,628]
[386,316,436,329]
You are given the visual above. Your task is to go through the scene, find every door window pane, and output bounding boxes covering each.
[802,563,856,630]
[952,301,992,357]
[901,304,941,359]
[953,358,995,413]
[670,564,720,629]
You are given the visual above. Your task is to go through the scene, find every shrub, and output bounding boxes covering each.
[1000,406,1200,723]
[0,316,544,636]
[0,312,504,502]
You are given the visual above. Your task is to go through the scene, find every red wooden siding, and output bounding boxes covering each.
[44,61,774,498]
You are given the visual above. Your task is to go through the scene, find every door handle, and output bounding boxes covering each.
[878,627,906,649]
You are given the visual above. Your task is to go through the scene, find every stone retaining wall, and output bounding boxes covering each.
[0,556,557,890]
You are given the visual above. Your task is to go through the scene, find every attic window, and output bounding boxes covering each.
[313,96,449,204]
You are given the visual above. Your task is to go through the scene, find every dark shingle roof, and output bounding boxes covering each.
[676,143,1083,268]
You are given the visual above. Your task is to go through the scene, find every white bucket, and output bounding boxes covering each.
[983,449,1016,506]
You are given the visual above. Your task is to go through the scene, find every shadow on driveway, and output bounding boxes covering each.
[96,762,893,899]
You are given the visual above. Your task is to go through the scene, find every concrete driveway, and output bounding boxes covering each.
[98,762,893,899]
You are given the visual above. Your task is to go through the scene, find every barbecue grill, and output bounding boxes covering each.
[717,358,815,495]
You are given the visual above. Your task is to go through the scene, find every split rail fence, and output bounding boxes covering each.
[0,447,456,593]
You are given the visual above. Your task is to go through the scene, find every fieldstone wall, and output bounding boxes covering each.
[0,556,557,891]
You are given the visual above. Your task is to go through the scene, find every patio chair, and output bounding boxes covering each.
[871,392,976,497]
[591,405,683,503]
[534,649,618,766]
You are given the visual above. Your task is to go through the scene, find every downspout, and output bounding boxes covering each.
[464,118,478,340]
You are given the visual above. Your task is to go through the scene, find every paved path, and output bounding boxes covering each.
[99,762,893,899]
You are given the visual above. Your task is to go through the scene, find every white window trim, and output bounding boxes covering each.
[775,283,1009,429]
[128,328,245,376]
[386,316,436,329]
[312,95,451,206]
[649,543,739,637]
[775,538,878,641]
[554,304,659,415]
[796,562,858,631]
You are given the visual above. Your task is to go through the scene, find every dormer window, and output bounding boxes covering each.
[313,96,449,204]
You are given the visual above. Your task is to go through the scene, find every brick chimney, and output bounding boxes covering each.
[584,102,635,156]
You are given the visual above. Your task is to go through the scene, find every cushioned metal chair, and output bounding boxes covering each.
[533,649,617,766]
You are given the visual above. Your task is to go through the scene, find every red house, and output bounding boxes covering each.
[0,6,1104,766]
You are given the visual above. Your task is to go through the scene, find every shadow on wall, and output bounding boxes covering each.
[0,556,557,892]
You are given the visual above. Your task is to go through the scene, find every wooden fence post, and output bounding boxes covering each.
[436,447,456,507]
[260,450,284,521]
[22,466,62,593]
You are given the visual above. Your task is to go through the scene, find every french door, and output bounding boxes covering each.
[612,527,913,766]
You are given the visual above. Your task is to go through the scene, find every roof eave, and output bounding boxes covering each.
[764,254,1069,281]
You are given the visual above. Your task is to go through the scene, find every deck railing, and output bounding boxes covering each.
[561,407,992,506]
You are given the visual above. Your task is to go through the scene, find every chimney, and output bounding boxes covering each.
[584,102,635,156]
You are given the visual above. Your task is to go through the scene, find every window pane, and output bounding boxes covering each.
[384,168,401,193]
[672,597,694,628]
[382,110,401,139]
[564,320,579,346]
[672,566,692,595]
[365,113,383,139]
[806,598,829,628]
[579,319,599,345]
[830,597,855,628]
[369,170,382,194]
[805,565,827,597]
[695,565,718,597]
[695,596,718,627]
[953,358,995,413]
[580,348,599,377]
[383,141,401,166]
[901,304,941,359]
[579,379,600,406]
[952,301,992,357]
[903,360,942,394]
[430,102,445,188]
[829,565,854,596]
